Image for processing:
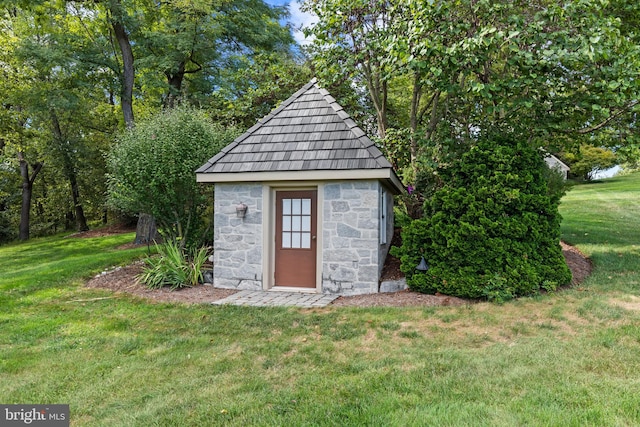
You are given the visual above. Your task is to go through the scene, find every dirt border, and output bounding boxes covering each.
[85,240,591,307]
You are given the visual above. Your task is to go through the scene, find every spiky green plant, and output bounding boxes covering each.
[139,241,209,290]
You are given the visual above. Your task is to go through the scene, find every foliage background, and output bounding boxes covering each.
[0,0,309,243]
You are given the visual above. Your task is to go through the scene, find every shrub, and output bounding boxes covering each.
[139,241,209,290]
[107,106,239,249]
[391,135,572,299]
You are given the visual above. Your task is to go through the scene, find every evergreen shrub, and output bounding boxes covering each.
[391,136,572,300]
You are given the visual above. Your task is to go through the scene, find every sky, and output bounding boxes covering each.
[265,0,317,45]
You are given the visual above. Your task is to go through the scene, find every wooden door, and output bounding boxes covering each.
[275,190,317,288]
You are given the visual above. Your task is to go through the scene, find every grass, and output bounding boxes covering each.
[1,174,640,425]
[560,174,640,295]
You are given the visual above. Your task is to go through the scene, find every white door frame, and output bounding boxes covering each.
[262,182,324,293]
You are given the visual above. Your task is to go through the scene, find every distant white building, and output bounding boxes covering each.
[544,154,570,179]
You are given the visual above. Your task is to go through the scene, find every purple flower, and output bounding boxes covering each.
[407,185,414,194]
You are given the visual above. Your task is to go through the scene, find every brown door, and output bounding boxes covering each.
[275,190,317,288]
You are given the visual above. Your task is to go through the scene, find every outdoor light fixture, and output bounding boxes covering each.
[236,202,248,219]
[416,256,429,272]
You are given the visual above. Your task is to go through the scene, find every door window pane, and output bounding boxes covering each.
[282,198,291,215]
[292,216,301,232]
[301,233,311,248]
[291,232,301,248]
[301,216,311,232]
[302,199,311,215]
[292,198,301,215]
[282,215,291,232]
[282,232,291,248]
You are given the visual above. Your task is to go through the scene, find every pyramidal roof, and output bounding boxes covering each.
[196,79,403,193]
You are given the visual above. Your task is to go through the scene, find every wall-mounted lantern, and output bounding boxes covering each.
[236,202,248,219]
[416,256,429,272]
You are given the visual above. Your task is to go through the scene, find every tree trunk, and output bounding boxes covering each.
[50,111,89,232]
[65,211,74,231]
[70,174,89,232]
[135,213,159,245]
[107,0,153,244]
[109,0,135,128]
[365,74,388,139]
[19,163,32,240]
[409,74,422,174]
[164,61,186,109]
[18,152,43,241]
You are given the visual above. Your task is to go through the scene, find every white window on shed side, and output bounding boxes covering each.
[380,187,387,245]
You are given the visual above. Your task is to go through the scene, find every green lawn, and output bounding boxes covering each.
[2,174,640,426]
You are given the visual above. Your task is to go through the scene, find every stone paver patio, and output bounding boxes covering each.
[212,290,339,308]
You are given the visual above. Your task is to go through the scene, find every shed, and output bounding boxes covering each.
[196,79,404,295]
[544,154,570,179]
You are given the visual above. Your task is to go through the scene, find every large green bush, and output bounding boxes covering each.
[107,106,238,248]
[392,136,572,301]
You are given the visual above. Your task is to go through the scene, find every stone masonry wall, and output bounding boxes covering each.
[213,183,263,290]
[322,180,382,295]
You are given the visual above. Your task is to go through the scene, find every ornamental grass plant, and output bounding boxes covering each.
[139,241,209,290]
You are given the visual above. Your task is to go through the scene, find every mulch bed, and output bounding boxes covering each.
[81,224,593,307]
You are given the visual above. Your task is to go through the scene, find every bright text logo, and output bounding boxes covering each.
[1,405,69,426]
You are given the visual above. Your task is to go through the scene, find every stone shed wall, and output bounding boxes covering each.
[213,180,394,295]
[213,183,264,290]
[322,180,384,295]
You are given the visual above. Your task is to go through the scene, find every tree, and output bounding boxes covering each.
[0,8,46,240]
[206,52,313,128]
[0,0,301,242]
[562,145,617,181]
[137,0,293,108]
[304,0,640,177]
[107,106,238,248]
[96,0,295,242]
[303,0,392,141]
[1,2,120,235]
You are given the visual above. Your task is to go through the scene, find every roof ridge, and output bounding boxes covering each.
[258,79,317,125]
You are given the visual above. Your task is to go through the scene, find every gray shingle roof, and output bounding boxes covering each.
[196,79,396,176]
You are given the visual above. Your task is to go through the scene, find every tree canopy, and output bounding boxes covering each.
[304,0,640,180]
[0,0,308,242]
